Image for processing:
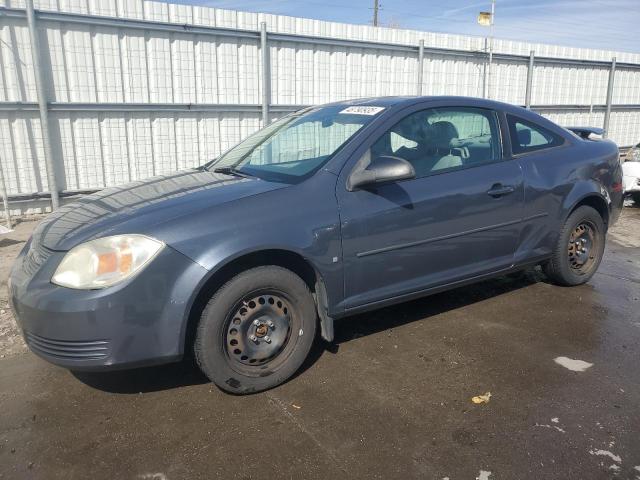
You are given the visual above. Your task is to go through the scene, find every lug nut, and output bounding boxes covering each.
[267,320,275,328]
[249,335,257,342]
[264,335,272,344]
[253,319,260,326]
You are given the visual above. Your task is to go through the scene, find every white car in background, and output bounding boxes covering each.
[623,143,640,204]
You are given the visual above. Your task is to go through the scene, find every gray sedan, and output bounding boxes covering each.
[9,96,624,393]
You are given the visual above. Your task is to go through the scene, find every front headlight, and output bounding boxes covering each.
[51,235,164,289]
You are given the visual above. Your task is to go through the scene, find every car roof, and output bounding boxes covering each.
[323,95,531,114]
[327,95,522,109]
[324,96,419,108]
[323,96,569,134]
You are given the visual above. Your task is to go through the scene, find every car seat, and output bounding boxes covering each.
[428,121,463,171]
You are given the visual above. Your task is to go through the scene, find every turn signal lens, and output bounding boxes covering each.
[51,235,164,289]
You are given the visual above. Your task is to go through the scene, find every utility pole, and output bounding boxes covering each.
[478,1,495,99]
[372,0,379,27]
[487,0,495,99]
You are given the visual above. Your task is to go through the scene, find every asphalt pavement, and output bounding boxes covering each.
[1,207,639,480]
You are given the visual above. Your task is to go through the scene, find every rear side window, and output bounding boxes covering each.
[507,115,564,155]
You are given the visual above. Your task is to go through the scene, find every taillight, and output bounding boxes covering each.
[612,182,623,193]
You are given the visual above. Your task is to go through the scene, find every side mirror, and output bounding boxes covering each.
[348,155,416,191]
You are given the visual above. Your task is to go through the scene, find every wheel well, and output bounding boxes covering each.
[183,250,320,356]
[571,195,609,229]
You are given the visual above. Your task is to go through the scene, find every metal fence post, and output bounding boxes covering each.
[260,22,270,126]
[525,50,534,109]
[603,57,616,139]
[0,158,12,230]
[26,0,60,210]
[482,38,487,98]
[416,39,424,96]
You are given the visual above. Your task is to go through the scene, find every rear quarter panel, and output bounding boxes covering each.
[515,137,622,264]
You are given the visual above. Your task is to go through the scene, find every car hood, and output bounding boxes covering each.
[33,169,289,251]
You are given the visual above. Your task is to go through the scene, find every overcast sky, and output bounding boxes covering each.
[164,0,639,53]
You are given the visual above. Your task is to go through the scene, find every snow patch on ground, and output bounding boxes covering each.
[589,449,622,463]
[536,423,566,433]
[554,356,593,372]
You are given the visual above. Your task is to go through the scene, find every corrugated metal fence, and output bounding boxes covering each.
[1,0,640,214]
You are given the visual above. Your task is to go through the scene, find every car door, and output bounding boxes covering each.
[336,105,525,311]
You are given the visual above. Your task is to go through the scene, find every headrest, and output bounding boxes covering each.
[392,112,430,142]
[430,121,459,149]
[517,128,531,146]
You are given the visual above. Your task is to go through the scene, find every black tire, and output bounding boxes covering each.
[631,192,640,206]
[543,205,606,286]
[194,266,317,394]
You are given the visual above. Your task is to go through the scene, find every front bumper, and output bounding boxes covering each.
[9,239,208,371]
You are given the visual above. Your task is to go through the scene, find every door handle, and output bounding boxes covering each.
[487,184,515,197]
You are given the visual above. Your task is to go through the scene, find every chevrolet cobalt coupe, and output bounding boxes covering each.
[10,97,623,394]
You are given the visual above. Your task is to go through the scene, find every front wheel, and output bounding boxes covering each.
[194,266,317,394]
[543,205,606,286]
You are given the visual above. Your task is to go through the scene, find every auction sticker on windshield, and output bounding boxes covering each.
[339,106,385,115]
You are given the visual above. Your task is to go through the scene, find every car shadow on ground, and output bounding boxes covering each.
[71,358,210,394]
[72,268,544,395]
[331,267,544,346]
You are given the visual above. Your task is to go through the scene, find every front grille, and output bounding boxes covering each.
[25,332,110,361]
[22,240,53,277]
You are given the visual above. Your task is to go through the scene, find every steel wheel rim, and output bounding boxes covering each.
[224,291,293,370]
[567,221,598,273]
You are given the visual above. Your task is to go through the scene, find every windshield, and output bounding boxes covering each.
[206,105,384,183]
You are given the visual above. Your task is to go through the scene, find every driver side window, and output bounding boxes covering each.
[370,107,501,179]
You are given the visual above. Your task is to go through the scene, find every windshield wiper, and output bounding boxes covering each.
[213,166,253,178]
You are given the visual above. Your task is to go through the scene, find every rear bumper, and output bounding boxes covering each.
[9,241,208,371]
[608,188,624,227]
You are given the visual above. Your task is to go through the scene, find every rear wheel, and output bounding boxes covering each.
[631,192,640,206]
[543,205,606,286]
[195,266,317,394]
